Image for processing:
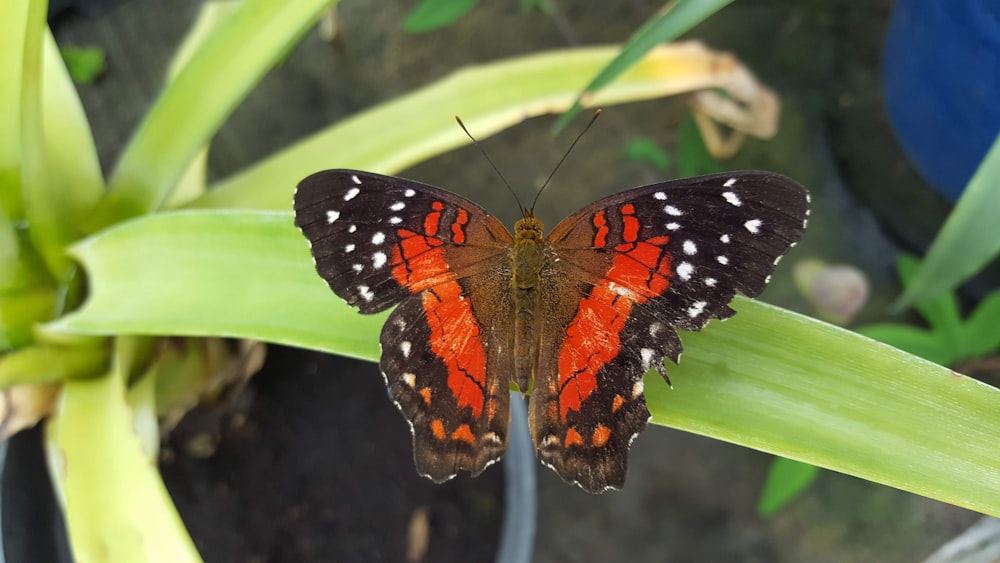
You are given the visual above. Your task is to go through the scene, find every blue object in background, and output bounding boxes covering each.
[882,0,1000,201]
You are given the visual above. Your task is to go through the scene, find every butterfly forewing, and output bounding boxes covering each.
[529,171,808,492]
[294,170,513,312]
[294,169,517,482]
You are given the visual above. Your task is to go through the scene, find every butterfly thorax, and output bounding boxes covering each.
[510,211,546,393]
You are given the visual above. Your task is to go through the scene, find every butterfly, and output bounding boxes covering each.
[294,168,808,493]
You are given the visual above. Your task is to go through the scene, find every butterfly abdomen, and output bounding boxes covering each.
[511,214,546,393]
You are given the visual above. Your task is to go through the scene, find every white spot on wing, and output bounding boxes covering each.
[344,187,360,201]
[664,205,683,216]
[372,231,386,245]
[358,285,374,301]
[744,219,762,233]
[352,263,363,272]
[677,262,694,280]
[351,175,362,185]
[345,243,355,253]
[389,216,402,224]
[649,323,662,337]
[653,191,667,200]
[720,234,731,243]
[400,341,411,358]
[632,380,644,398]
[372,251,387,269]
[683,240,697,255]
[404,188,416,197]
[349,224,357,233]
[326,210,340,223]
[687,300,707,318]
[724,177,737,187]
[722,191,742,206]
[402,372,416,387]
[666,222,680,231]
[390,201,405,211]
[640,348,655,368]
[717,255,729,265]
[705,277,717,287]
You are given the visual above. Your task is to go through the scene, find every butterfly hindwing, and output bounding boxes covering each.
[295,169,516,481]
[530,171,808,492]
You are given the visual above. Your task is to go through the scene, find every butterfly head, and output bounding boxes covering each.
[514,209,545,243]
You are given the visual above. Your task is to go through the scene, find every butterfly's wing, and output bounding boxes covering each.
[532,171,809,492]
[295,170,517,481]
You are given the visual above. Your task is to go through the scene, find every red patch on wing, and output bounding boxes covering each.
[556,224,673,419]
[592,210,608,247]
[611,395,625,413]
[431,419,447,440]
[620,203,640,242]
[422,286,486,418]
[564,427,584,448]
[592,425,612,447]
[389,204,488,420]
[424,201,444,236]
[451,208,469,243]
[451,423,476,445]
[612,240,673,297]
[557,283,632,419]
[391,229,445,290]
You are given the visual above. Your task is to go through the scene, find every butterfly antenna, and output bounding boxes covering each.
[530,108,602,210]
[455,116,526,212]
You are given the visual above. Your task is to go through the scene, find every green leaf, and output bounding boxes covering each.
[165,1,243,208]
[0,204,18,291]
[0,0,29,219]
[853,323,955,366]
[676,111,721,177]
[52,211,383,359]
[895,132,1000,309]
[553,0,733,133]
[404,0,477,33]
[896,255,961,349]
[959,289,1000,359]
[60,46,105,84]
[190,45,719,211]
[757,457,820,516]
[0,342,108,387]
[1,285,57,350]
[47,359,200,562]
[53,210,1000,516]
[86,0,336,232]
[623,138,670,172]
[20,29,105,280]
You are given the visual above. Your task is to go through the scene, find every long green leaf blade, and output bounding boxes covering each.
[47,363,201,562]
[53,210,1000,515]
[56,210,383,359]
[86,0,336,231]
[0,0,29,219]
[896,133,1000,308]
[553,0,733,132]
